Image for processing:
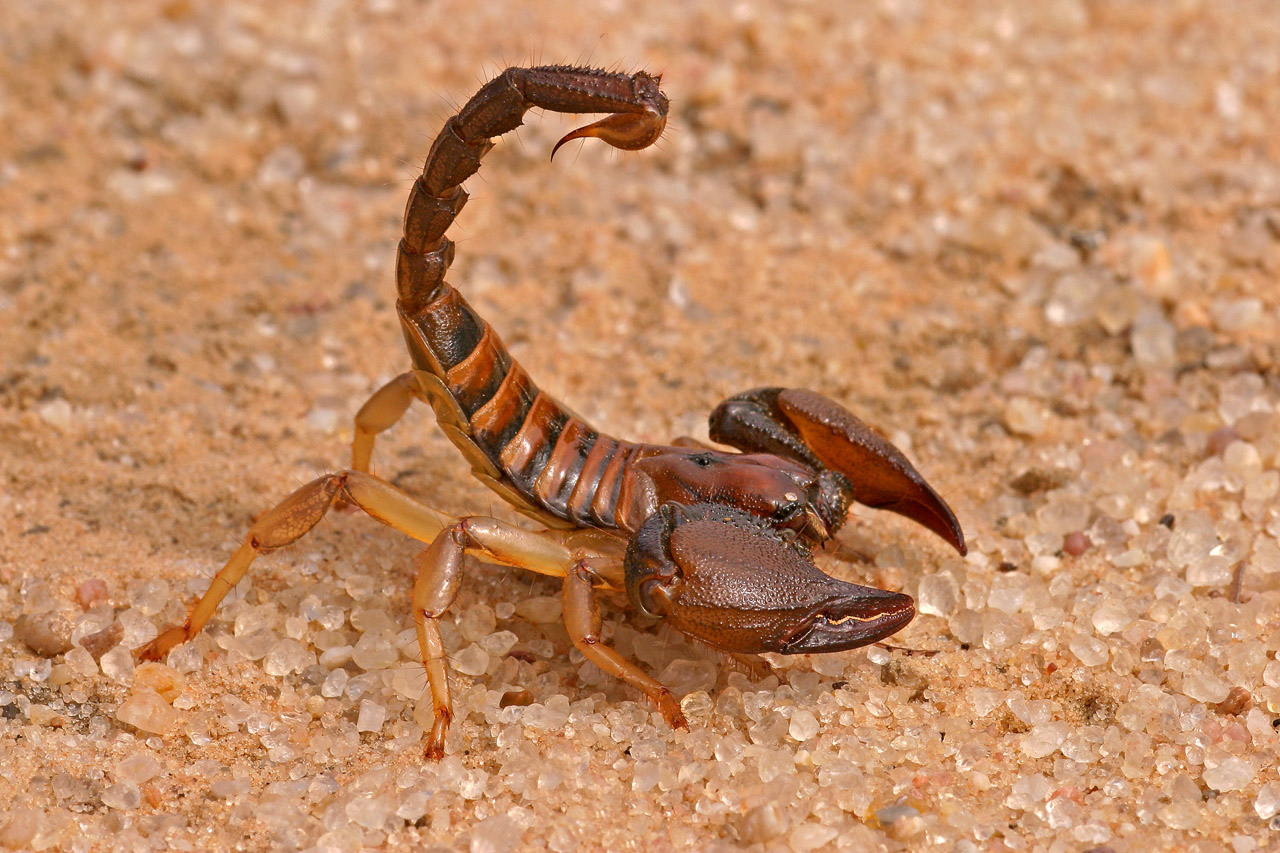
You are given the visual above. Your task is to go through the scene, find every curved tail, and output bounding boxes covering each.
[395,66,669,527]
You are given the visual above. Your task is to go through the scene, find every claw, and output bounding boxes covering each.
[551,109,668,160]
[625,504,916,655]
[709,388,967,555]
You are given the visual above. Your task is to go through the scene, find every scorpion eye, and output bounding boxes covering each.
[689,453,716,469]
[773,493,803,522]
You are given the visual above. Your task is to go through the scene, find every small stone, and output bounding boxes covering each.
[522,700,569,731]
[988,587,1024,614]
[788,822,839,852]
[1167,510,1217,566]
[513,596,561,623]
[319,645,354,669]
[1214,686,1251,716]
[101,782,142,810]
[453,644,490,677]
[37,398,74,432]
[1063,531,1091,556]
[321,667,349,698]
[500,689,534,709]
[1203,756,1254,792]
[234,605,277,637]
[1157,801,1200,830]
[209,778,250,800]
[351,631,398,671]
[1181,670,1230,704]
[389,663,427,700]
[1044,271,1103,327]
[1005,397,1046,437]
[477,630,519,657]
[1037,496,1092,536]
[134,662,185,701]
[14,612,74,657]
[788,708,820,741]
[263,638,313,676]
[1255,782,1280,819]
[1069,635,1109,667]
[1091,604,1131,635]
[1022,722,1070,758]
[737,802,790,843]
[101,645,136,683]
[470,813,522,853]
[456,604,497,642]
[76,579,110,610]
[1212,297,1262,332]
[346,792,393,830]
[1129,237,1174,298]
[258,145,305,185]
[917,572,959,617]
[116,690,181,736]
[982,610,1024,650]
[1207,426,1242,456]
[129,580,171,617]
[1007,773,1051,811]
[658,659,717,695]
[114,753,162,785]
[970,688,1005,718]
[748,712,788,745]
[81,622,124,660]
[65,645,99,677]
[305,407,339,433]
[1130,307,1176,367]
[356,700,386,734]
[0,807,42,848]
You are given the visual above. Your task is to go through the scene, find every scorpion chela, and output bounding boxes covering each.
[138,65,966,758]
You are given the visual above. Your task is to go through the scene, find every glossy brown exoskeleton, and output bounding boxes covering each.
[138,65,965,758]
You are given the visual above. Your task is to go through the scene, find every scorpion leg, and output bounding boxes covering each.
[136,470,453,662]
[709,388,966,554]
[413,520,687,756]
[350,372,422,474]
[563,561,689,731]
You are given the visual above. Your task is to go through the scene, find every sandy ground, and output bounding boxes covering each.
[3,1,1280,851]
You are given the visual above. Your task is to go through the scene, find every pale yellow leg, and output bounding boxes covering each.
[136,470,449,662]
[562,562,688,730]
[350,372,420,473]
[410,516,580,758]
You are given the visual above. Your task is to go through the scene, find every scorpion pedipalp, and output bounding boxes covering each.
[709,387,967,556]
[625,504,916,655]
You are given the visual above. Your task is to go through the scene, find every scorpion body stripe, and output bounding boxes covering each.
[443,319,512,417]
[533,418,597,518]
[411,286,487,371]
[468,362,538,459]
[591,439,640,529]
[499,392,569,493]
[565,432,620,526]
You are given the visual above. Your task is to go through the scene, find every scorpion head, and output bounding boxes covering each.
[622,449,830,542]
[624,503,914,655]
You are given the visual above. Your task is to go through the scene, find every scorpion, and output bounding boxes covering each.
[137,65,966,759]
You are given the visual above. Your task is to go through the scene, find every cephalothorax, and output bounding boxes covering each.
[138,65,965,758]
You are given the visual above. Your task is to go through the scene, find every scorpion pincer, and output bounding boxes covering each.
[137,65,966,759]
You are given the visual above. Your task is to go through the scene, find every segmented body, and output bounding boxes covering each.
[395,66,670,534]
